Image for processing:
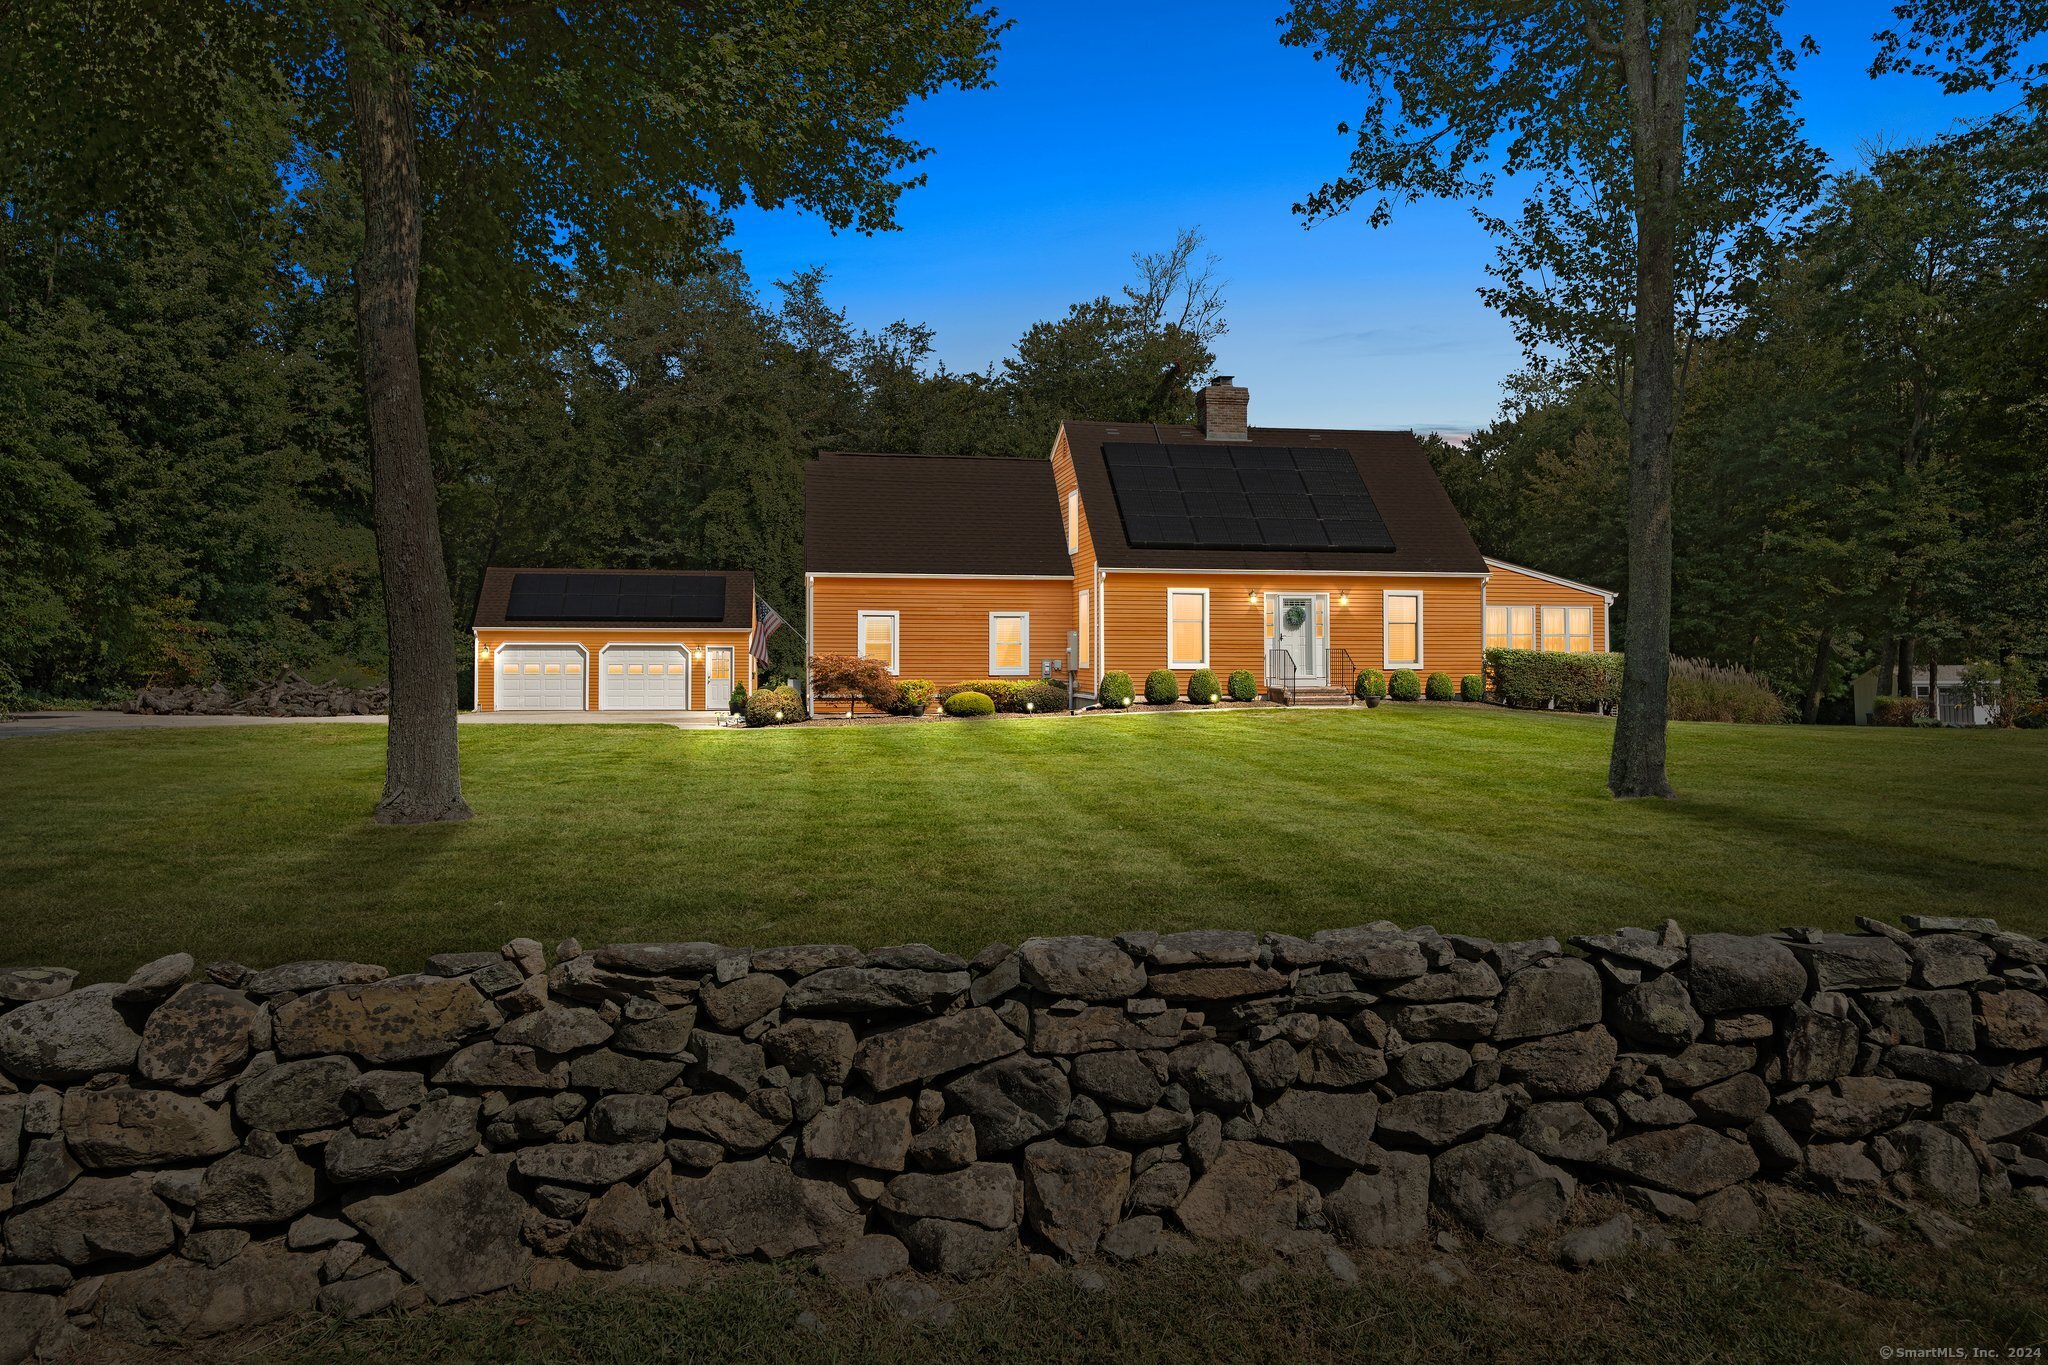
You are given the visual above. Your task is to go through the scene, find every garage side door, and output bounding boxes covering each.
[497,646,586,710]
[601,647,691,709]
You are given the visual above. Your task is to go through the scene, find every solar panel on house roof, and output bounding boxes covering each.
[1100,443,1395,552]
[505,572,727,622]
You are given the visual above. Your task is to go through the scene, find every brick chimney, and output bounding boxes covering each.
[1195,375,1249,441]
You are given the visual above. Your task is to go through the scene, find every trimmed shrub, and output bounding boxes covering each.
[1871,695,1924,727]
[1425,671,1455,701]
[1667,657,1788,723]
[937,678,1065,713]
[728,682,748,715]
[1484,649,1624,711]
[942,689,994,718]
[1144,669,1180,705]
[1098,671,1134,708]
[1227,669,1257,702]
[808,652,899,717]
[1388,669,1422,701]
[1353,668,1386,701]
[743,685,802,727]
[887,679,935,716]
[1188,668,1221,704]
[1014,680,1068,713]
[1460,674,1485,703]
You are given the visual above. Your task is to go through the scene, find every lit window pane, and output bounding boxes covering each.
[545,664,561,674]
[860,616,895,665]
[1387,594,1418,625]
[525,664,541,674]
[1169,591,1205,665]
[1484,606,1508,650]
[1509,607,1534,651]
[1389,623,1417,660]
[566,664,582,675]
[608,664,623,675]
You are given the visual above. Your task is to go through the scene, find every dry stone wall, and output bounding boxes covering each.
[3,916,2047,1357]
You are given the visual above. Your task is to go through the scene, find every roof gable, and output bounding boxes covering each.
[1063,421,1486,574]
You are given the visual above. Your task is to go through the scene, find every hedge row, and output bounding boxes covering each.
[1484,648,1625,710]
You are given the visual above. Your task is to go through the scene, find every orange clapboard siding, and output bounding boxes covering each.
[1099,570,1487,690]
[1049,428,1099,692]
[807,576,1077,708]
[1483,563,1611,651]
[473,629,755,711]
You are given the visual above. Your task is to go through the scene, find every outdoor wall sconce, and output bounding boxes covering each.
[1248,590,1259,604]
[1340,592,1350,607]
[477,645,492,660]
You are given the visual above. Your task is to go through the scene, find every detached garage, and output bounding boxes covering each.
[470,567,757,713]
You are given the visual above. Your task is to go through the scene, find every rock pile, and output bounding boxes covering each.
[1,915,2044,1356]
[124,673,388,717]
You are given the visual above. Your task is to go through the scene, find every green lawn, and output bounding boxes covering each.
[3,707,2043,981]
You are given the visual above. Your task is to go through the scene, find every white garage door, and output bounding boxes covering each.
[496,646,586,710]
[601,646,691,710]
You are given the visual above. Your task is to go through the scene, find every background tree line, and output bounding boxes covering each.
[1,109,1224,700]
[1428,112,2046,718]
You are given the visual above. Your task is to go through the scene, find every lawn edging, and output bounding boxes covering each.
[0,913,2043,1353]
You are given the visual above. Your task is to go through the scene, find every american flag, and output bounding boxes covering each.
[751,593,787,666]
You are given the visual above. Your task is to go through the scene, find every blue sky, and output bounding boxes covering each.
[726,3,2019,434]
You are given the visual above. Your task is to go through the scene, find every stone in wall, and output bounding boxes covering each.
[0,913,2042,1357]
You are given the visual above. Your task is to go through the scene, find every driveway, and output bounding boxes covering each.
[2,709,735,737]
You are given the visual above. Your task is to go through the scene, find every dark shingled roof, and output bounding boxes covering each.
[472,567,755,631]
[805,453,1073,576]
[1062,420,1487,574]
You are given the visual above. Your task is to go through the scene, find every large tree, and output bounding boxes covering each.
[4,1,1002,822]
[1282,0,1819,796]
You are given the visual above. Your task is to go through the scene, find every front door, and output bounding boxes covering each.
[705,647,734,712]
[1277,595,1320,686]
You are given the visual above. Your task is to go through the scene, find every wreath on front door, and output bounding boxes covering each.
[1283,604,1308,631]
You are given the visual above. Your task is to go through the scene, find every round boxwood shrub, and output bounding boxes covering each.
[1227,669,1257,702]
[1425,671,1455,701]
[942,689,995,718]
[1144,669,1180,705]
[1187,668,1221,704]
[1460,674,1485,703]
[729,682,748,715]
[1354,668,1386,700]
[744,684,802,727]
[1098,671,1134,708]
[1388,668,1422,701]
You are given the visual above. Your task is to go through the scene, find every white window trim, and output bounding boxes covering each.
[989,611,1030,677]
[1382,590,1424,669]
[1066,488,1081,554]
[856,610,900,675]
[1167,588,1210,670]
[1077,589,1091,668]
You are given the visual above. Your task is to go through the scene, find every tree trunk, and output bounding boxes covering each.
[347,24,472,825]
[1801,622,1833,724]
[1606,0,1696,800]
[1896,636,1915,701]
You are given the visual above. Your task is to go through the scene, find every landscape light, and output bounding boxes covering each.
[1025,702,1034,712]
[774,710,784,721]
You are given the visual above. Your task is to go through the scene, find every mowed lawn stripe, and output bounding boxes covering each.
[1,706,2042,979]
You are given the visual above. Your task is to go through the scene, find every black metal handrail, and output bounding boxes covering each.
[1267,646,1298,700]
[1331,646,1356,695]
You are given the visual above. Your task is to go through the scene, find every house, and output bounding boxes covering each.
[803,376,1614,712]
[1850,663,1994,726]
[469,567,757,712]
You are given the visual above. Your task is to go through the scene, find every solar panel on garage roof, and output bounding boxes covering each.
[505,572,727,622]
[1100,443,1394,551]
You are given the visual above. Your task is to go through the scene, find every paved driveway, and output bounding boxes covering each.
[2,709,734,737]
